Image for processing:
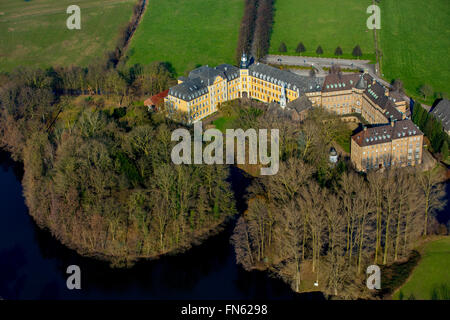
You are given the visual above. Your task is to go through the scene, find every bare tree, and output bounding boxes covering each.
[417,169,446,236]
[231,217,255,270]
[273,200,306,292]
[368,171,384,264]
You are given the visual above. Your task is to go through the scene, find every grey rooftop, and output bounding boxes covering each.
[431,99,450,132]
[249,63,324,94]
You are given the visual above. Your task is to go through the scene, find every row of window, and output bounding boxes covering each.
[323,95,352,102]
[251,78,282,91]
[191,107,210,120]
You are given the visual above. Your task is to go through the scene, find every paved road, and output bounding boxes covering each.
[263,55,391,87]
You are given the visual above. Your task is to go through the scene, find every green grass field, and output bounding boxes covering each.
[0,0,137,71]
[212,116,236,132]
[335,127,353,153]
[394,237,450,300]
[126,0,244,76]
[269,0,375,61]
[379,0,450,105]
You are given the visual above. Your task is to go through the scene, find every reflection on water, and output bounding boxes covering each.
[436,182,450,224]
[0,151,324,300]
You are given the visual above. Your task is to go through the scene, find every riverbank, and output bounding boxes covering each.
[393,236,450,300]
[0,150,325,299]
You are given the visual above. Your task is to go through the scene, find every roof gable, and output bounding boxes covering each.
[431,99,450,131]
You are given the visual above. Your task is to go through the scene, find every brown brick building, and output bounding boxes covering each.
[351,119,423,172]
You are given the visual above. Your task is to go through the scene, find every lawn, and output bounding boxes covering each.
[0,0,137,71]
[335,127,353,153]
[379,0,450,105]
[269,0,375,61]
[212,116,236,132]
[394,237,450,300]
[125,0,244,76]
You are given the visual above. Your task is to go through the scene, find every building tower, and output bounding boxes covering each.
[239,53,250,98]
[355,73,366,90]
[329,147,338,165]
[240,53,250,69]
[352,73,366,113]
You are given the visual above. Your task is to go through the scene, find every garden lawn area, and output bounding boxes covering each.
[269,0,375,61]
[394,237,450,300]
[379,0,450,105]
[212,116,236,132]
[0,0,137,71]
[334,122,355,153]
[126,0,244,76]
[335,131,352,153]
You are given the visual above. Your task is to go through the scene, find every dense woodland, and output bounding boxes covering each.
[0,65,235,266]
[0,61,447,296]
[227,102,447,298]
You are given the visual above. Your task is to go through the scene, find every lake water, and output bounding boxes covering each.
[0,151,324,300]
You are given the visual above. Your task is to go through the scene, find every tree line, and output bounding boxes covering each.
[235,0,275,63]
[229,102,447,298]
[0,66,234,266]
[412,102,449,160]
[106,0,147,68]
[0,61,175,160]
[6,61,174,99]
[235,0,258,64]
[278,42,363,58]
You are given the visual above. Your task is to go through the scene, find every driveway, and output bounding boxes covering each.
[263,55,390,87]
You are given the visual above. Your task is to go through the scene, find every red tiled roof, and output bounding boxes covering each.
[144,89,169,107]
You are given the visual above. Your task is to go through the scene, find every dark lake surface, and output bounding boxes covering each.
[0,151,325,300]
[436,181,450,225]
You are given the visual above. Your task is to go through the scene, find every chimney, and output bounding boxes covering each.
[364,126,367,131]
[391,121,395,127]
[385,88,389,96]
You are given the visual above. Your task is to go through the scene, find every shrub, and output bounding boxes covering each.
[352,45,362,58]
[316,45,323,55]
[296,42,306,54]
[419,84,433,99]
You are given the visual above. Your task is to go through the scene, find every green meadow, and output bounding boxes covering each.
[126,0,244,76]
[269,0,375,61]
[212,116,236,132]
[394,237,450,300]
[0,0,137,71]
[379,0,450,104]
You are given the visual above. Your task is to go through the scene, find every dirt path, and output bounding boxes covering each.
[120,0,148,58]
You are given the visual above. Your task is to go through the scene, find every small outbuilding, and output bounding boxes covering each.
[329,147,338,164]
[144,89,169,112]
